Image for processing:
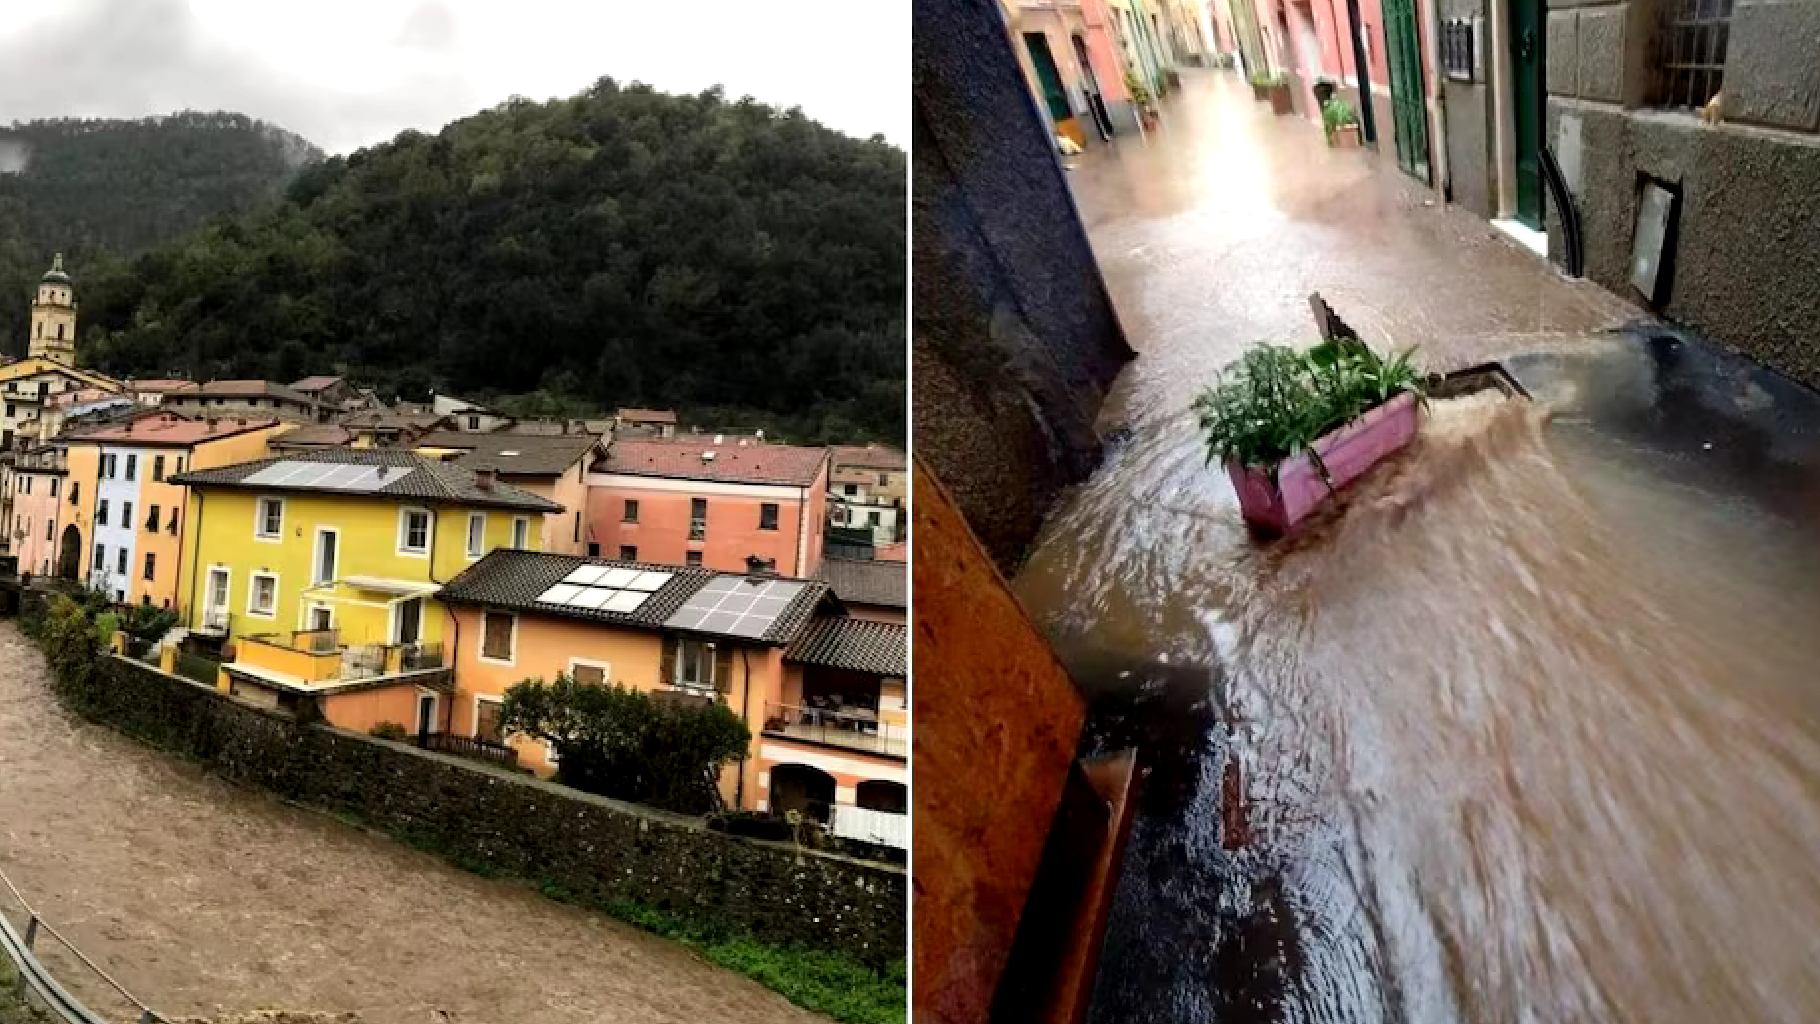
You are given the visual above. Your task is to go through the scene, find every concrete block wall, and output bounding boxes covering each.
[1542,0,1656,107]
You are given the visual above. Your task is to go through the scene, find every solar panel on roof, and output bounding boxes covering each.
[565,565,611,585]
[603,590,651,613]
[538,583,583,604]
[242,461,395,492]
[571,587,614,609]
[663,578,805,639]
[599,568,640,588]
[627,571,672,592]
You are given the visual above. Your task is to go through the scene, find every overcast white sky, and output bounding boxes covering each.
[0,0,909,154]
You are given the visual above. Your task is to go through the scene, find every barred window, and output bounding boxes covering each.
[1657,0,1731,110]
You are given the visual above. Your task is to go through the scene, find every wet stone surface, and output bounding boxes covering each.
[1026,71,1820,1024]
[0,624,823,1024]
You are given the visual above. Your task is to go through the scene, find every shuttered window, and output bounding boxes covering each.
[481,611,514,662]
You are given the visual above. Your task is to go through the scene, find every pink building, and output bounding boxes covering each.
[584,440,830,577]
[6,448,68,577]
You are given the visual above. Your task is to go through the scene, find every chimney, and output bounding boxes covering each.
[476,465,496,491]
[700,451,716,463]
[745,555,777,578]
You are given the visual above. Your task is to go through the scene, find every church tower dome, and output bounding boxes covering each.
[29,252,77,367]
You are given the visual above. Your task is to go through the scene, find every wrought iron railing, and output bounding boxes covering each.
[197,607,230,634]
[762,702,908,758]
[417,731,519,768]
[0,864,165,1022]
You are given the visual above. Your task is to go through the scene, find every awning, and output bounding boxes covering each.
[341,576,437,599]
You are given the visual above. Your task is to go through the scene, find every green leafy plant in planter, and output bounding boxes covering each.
[1193,337,1423,485]
[1321,97,1361,143]
[1249,70,1286,88]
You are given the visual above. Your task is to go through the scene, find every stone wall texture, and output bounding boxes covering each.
[913,0,1134,571]
[1547,99,1820,387]
[73,652,907,966]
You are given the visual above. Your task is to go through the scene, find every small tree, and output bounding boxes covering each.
[500,672,751,815]
[40,595,100,695]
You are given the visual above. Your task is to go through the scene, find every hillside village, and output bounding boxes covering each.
[0,253,907,851]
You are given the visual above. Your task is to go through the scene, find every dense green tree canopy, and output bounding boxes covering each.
[0,111,319,354]
[51,81,906,443]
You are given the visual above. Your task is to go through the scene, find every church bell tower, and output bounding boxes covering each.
[29,252,77,366]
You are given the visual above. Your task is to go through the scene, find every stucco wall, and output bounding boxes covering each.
[1440,0,1494,217]
[1546,98,1820,388]
[8,471,63,577]
[913,0,1134,571]
[583,476,811,575]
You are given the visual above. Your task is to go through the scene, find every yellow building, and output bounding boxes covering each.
[168,448,562,709]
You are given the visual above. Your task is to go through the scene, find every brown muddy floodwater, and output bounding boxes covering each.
[1015,336,1820,1024]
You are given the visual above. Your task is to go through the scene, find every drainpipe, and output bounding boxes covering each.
[425,507,458,735]
[1420,0,1451,196]
[738,647,754,810]
[185,491,204,625]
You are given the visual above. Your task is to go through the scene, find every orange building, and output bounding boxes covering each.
[584,440,830,576]
[430,549,907,847]
[413,430,604,556]
[61,413,286,606]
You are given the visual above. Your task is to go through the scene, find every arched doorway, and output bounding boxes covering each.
[56,524,80,580]
[769,763,836,823]
[856,780,907,814]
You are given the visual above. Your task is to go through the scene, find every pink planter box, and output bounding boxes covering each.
[1225,392,1418,533]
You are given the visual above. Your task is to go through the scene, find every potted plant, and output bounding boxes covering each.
[1193,336,1424,533]
[1322,97,1361,147]
[1257,72,1294,116]
[1126,72,1159,127]
[1249,69,1275,102]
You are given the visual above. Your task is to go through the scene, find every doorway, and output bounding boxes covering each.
[314,528,337,585]
[56,524,80,580]
[394,597,423,645]
[1023,32,1073,124]
[769,763,837,823]
[204,567,229,627]
[1072,34,1114,139]
[1384,0,1432,181]
[415,691,437,738]
[1509,0,1545,228]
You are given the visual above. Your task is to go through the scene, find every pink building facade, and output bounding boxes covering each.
[6,452,67,578]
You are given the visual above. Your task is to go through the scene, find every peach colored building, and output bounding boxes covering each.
[584,440,829,576]
[433,549,907,847]
[4,447,69,577]
[413,430,603,556]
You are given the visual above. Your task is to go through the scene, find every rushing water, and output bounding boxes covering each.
[1015,336,1820,1024]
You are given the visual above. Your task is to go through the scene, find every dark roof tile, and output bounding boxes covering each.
[169,447,561,513]
[815,557,906,609]
[785,616,906,676]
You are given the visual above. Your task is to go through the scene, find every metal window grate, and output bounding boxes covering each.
[1442,18,1476,81]
[1658,0,1731,109]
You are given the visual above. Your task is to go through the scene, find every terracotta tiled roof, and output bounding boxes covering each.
[290,375,344,393]
[415,431,602,477]
[600,440,827,486]
[438,549,831,644]
[271,424,355,447]
[63,412,281,447]
[785,616,906,676]
[830,445,906,471]
[169,447,562,513]
[815,557,906,609]
[168,380,318,405]
[128,379,192,392]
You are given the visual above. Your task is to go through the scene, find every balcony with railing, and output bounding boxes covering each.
[763,701,908,758]
[231,629,449,690]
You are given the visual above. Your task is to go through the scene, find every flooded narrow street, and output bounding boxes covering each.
[1016,72,1820,1024]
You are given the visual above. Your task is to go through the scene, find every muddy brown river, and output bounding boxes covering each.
[1014,335,1820,1024]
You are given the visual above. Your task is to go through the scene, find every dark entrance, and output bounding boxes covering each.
[1511,0,1546,227]
[856,780,908,814]
[1023,33,1073,123]
[1072,34,1115,139]
[56,524,80,580]
[770,763,836,823]
[1384,0,1432,181]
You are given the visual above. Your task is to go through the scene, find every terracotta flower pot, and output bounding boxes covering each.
[1251,83,1270,102]
[1225,392,1418,533]
[1328,124,1361,147]
[1268,84,1295,116]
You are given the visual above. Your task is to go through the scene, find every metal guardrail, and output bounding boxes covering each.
[0,865,163,1023]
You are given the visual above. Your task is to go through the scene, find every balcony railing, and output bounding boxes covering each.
[763,702,908,758]
[417,731,519,769]
[237,630,446,684]
[198,608,231,634]
[828,804,909,850]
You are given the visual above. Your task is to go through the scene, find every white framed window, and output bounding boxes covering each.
[466,512,486,558]
[255,496,284,540]
[567,657,610,687]
[398,507,431,556]
[479,610,516,665]
[247,571,279,618]
[313,528,339,585]
[511,516,529,549]
[674,639,716,692]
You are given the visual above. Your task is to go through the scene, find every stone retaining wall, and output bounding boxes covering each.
[69,651,905,966]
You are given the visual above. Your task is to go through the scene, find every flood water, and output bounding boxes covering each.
[1015,334,1820,1024]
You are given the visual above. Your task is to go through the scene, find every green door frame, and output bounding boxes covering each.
[1023,32,1075,123]
[1384,0,1432,182]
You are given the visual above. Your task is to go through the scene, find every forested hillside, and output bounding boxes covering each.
[74,80,906,444]
[0,111,320,350]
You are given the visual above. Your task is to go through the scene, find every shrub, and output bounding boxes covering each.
[39,596,100,695]
[120,603,179,643]
[92,611,120,648]
[501,673,752,815]
[1249,69,1287,88]
[370,721,409,740]
[1321,97,1359,139]
[1193,337,1422,481]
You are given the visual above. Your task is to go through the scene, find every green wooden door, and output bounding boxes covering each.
[1383,0,1431,182]
[1509,0,1545,228]
[1023,33,1073,123]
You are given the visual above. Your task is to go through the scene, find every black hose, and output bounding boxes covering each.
[1540,144,1584,277]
